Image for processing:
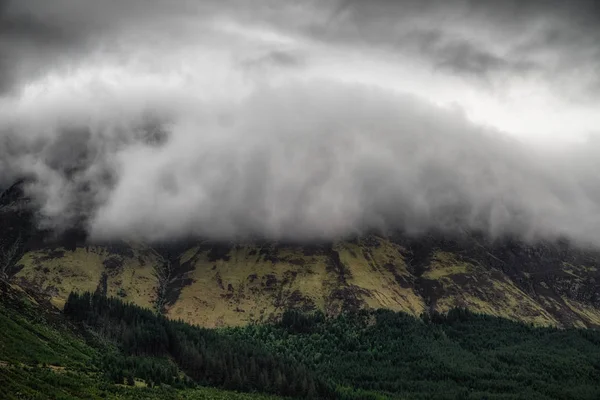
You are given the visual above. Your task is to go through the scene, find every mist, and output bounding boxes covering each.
[2,0,600,245]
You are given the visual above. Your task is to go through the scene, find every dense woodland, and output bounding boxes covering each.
[63,291,333,398]
[63,291,600,399]
[2,285,600,399]
[228,309,600,399]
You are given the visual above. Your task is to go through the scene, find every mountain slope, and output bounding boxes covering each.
[9,235,600,329]
[0,280,283,400]
[5,255,600,400]
[2,180,600,328]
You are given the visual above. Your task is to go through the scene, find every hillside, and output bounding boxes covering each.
[0,280,282,400]
[3,278,600,399]
[2,180,600,328]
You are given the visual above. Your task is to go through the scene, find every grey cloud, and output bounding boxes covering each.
[240,50,306,72]
[5,0,598,91]
[406,30,539,80]
[0,0,225,93]
[2,0,600,246]
[4,79,600,246]
[0,7,69,43]
[306,0,600,92]
[256,50,305,68]
[0,1,76,93]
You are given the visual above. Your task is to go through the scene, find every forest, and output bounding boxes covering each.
[63,291,333,398]
[229,309,600,399]
[62,292,600,399]
[2,286,600,399]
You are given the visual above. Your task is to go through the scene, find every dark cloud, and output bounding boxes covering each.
[240,50,306,71]
[402,30,539,80]
[3,0,599,90]
[0,8,68,43]
[304,0,600,90]
[0,0,208,93]
[0,1,74,92]
[258,50,305,68]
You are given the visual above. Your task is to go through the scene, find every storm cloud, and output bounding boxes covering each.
[2,0,600,245]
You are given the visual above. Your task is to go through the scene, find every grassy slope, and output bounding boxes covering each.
[12,236,600,328]
[15,245,160,310]
[0,284,95,368]
[169,238,425,327]
[422,251,560,325]
[3,278,600,400]
[0,367,282,400]
[0,281,280,400]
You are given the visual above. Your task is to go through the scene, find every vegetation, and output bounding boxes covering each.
[0,283,282,399]
[226,309,600,399]
[63,291,333,398]
[3,283,600,399]
[0,286,96,369]
[0,367,281,400]
[15,236,600,329]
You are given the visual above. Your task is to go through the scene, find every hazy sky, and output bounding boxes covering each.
[2,0,600,244]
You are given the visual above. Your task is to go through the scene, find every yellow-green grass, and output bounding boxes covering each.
[334,238,425,315]
[563,297,600,327]
[168,244,331,327]
[168,238,426,327]
[422,251,471,279]
[424,252,558,326]
[11,239,600,329]
[435,278,558,327]
[15,245,161,310]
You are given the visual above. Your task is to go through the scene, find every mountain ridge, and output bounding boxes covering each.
[2,180,600,328]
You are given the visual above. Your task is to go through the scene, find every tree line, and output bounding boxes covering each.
[65,291,600,399]
[64,291,334,398]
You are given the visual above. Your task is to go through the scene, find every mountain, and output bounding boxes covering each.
[0,278,290,399]
[2,181,600,328]
[4,274,600,400]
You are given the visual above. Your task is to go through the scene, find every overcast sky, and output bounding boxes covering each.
[2,0,600,245]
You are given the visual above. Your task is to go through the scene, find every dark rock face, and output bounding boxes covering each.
[0,180,35,279]
[0,180,88,277]
[386,231,600,327]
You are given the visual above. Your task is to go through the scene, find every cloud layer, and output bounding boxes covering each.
[2,0,600,245]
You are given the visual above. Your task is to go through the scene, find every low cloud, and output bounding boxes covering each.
[2,0,600,246]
